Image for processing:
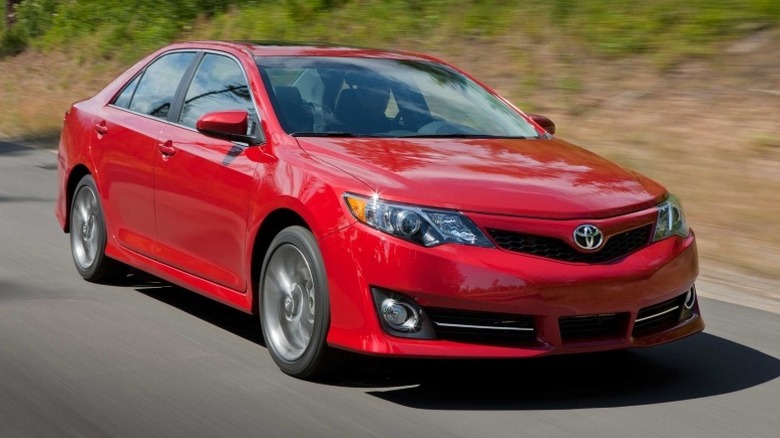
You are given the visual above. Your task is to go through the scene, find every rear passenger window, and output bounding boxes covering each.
[126,52,196,119]
[112,74,141,109]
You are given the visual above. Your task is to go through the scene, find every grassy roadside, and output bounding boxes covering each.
[1,1,779,285]
[2,1,777,137]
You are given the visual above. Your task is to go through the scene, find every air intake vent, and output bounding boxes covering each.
[487,225,653,263]
[559,313,627,342]
[633,294,686,337]
[426,307,536,345]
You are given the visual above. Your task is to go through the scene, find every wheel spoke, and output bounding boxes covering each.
[265,268,290,297]
[77,194,90,223]
[85,233,97,261]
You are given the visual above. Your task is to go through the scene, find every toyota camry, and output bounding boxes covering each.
[56,41,703,378]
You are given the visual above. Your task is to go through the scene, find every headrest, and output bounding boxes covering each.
[344,72,389,92]
[274,86,303,106]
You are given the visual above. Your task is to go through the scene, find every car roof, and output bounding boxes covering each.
[168,40,441,62]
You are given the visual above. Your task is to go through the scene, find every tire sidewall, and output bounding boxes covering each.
[260,226,330,377]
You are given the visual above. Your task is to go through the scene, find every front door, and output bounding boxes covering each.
[153,53,260,291]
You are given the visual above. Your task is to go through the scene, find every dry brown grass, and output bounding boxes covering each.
[0,51,125,141]
[1,32,778,283]
[561,44,780,280]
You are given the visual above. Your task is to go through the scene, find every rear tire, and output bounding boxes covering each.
[260,226,332,378]
[69,175,126,283]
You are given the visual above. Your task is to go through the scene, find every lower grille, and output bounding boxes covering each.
[426,307,536,345]
[559,313,627,342]
[632,294,686,337]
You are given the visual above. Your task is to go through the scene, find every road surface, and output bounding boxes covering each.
[1,140,778,437]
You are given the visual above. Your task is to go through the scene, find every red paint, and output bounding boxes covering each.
[55,42,702,359]
[296,136,666,219]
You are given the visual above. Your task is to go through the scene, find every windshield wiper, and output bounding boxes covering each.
[290,131,374,138]
[290,132,532,139]
[397,134,530,139]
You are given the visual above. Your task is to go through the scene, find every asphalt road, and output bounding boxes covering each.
[1,140,778,438]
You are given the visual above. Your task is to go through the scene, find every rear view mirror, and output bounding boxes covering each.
[528,114,555,135]
[196,110,262,145]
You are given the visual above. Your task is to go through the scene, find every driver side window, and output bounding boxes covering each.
[179,54,254,129]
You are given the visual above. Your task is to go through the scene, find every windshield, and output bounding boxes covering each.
[256,56,540,138]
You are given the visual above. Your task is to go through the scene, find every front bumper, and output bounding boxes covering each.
[320,222,702,358]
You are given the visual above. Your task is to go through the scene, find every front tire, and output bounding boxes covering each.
[260,226,332,378]
[69,175,124,283]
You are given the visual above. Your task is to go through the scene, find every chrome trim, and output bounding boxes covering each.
[635,305,680,323]
[573,224,604,251]
[684,287,696,309]
[433,322,534,332]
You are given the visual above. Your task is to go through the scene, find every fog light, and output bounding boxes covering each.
[371,288,436,339]
[684,286,696,310]
[381,299,420,331]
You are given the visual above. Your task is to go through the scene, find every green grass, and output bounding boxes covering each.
[2,0,778,62]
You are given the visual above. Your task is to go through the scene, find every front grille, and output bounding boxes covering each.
[559,313,627,342]
[426,307,536,345]
[632,294,686,337]
[487,225,653,263]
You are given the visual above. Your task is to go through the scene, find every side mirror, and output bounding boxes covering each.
[528,114,555,135]
[196,110,262,145]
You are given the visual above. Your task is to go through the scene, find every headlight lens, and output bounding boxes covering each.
[653,194,690,241]
[345,193,493,248]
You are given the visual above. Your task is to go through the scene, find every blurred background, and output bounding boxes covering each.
[1,0,779,300]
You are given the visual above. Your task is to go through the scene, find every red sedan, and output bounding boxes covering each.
[56,41,703,378]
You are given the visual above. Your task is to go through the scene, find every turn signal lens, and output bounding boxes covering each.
[345,196,367,222]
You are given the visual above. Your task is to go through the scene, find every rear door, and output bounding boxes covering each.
[91,51,197,258]
[153,52,260,291]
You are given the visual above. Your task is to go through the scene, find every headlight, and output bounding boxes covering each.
[344,193,493,248]
[653,194,690,241]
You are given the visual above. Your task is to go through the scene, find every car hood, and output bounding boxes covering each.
[296,137,666,219]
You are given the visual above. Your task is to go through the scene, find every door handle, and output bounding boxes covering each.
[158,140,176,157]
[95,121,108,136]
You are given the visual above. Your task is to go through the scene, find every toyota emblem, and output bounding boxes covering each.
[573,224,604,251]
